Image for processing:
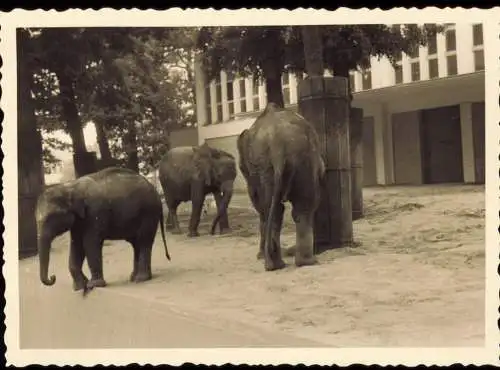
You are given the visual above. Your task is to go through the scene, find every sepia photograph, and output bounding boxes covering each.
[3,8,499,367]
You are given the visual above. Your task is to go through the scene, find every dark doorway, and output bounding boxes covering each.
[421,105,464,184]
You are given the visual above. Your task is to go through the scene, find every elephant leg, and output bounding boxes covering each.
[291,206,317,267]
[256,215,266,260]
[68,230,88,291]
[213,191,231,234]
[260,182,285,271]
[266,202,286,271]
[83,234,107,289]
[128,238,139,282]
[134,243,153,283]
[188,188,204,237]
[168,201,182,235]
[165,211,174,230]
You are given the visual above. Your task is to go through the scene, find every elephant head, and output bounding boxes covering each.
[194,143,237,234]
[36,181,86,287]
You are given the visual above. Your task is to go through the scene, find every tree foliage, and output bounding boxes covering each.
[22,27,199,176]
[197,24,444,107]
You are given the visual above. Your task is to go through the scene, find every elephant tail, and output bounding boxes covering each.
[159,206,171,261]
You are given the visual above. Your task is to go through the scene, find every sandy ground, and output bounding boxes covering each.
[21,184,485,347]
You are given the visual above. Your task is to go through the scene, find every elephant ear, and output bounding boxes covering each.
[67,179,88,218]
[193,145,213,186]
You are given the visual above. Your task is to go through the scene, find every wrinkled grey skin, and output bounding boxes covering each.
[158,143,237,237]
[36,167,171,295]
[237,103,325,271]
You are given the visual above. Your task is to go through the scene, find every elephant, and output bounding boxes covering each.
[36,166,171,295]
[158,143,237,238]
[237,103,325,271]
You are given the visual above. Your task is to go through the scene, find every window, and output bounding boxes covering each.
[447,54,458,76]
[408,46,419,59]
[445,29,456,52]
[226,78,235,120]
[394,65,403,84]
[204,85,212,125]
[427,34,437,55]
[239,79,247,113]
[361,69,372,90]
[349,73,356,91]
[473,24,483,46]
[428,58,439,79]
[474,49,484,71]
[410,62,420,82]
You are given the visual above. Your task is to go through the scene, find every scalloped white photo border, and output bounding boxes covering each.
[1,7,499,366]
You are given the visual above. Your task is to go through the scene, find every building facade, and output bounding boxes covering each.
[194,23,485,191]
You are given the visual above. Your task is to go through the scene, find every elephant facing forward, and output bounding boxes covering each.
[158,143,237,237]
[237,103,325,271]
[36,167,171,294]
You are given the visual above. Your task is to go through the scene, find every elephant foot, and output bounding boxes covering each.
[264,258,286,271]
[133,271,152,283]
[295,254,318,267]
[171,228,183,235]
[187,230,200,238]
[219,227,232,235]
[256,250,264,260]
[72,276,89,292]
[87,278,107,289]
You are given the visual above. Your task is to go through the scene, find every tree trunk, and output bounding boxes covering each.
[333,63,353,103]
[17,30,45,259]
[94,119,113,164]
[124,121,139,173]
[54,67,96,177]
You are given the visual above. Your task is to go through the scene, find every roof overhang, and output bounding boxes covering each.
[352,71,485,105]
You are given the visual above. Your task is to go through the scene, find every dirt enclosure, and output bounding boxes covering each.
[34,185,485,347]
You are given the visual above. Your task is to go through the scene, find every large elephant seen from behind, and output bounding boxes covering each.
[158,143,237,237]
[237,103,325,271]
[36,167,171,294]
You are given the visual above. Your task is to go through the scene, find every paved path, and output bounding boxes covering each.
[19,259,322,349]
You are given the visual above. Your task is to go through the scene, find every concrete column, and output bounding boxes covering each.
[350,108,364,220]
[459,102,476,183]
[456,24,474,74]
[372,103,394,184]
[209,80,217,124]
[289,73,298,104]
[298,76,353,251]
[194,54,208,126]
[221,71,229,122]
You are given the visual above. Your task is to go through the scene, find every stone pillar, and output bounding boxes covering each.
[298,77,353,253]
[350,108,364,220]
[73,151,98,178]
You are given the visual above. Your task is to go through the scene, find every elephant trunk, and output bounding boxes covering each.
[210,182,233,235]
[38,234,56,286]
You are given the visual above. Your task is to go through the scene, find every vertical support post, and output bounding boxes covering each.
[298,26,353,253]
[350,107,364,220]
